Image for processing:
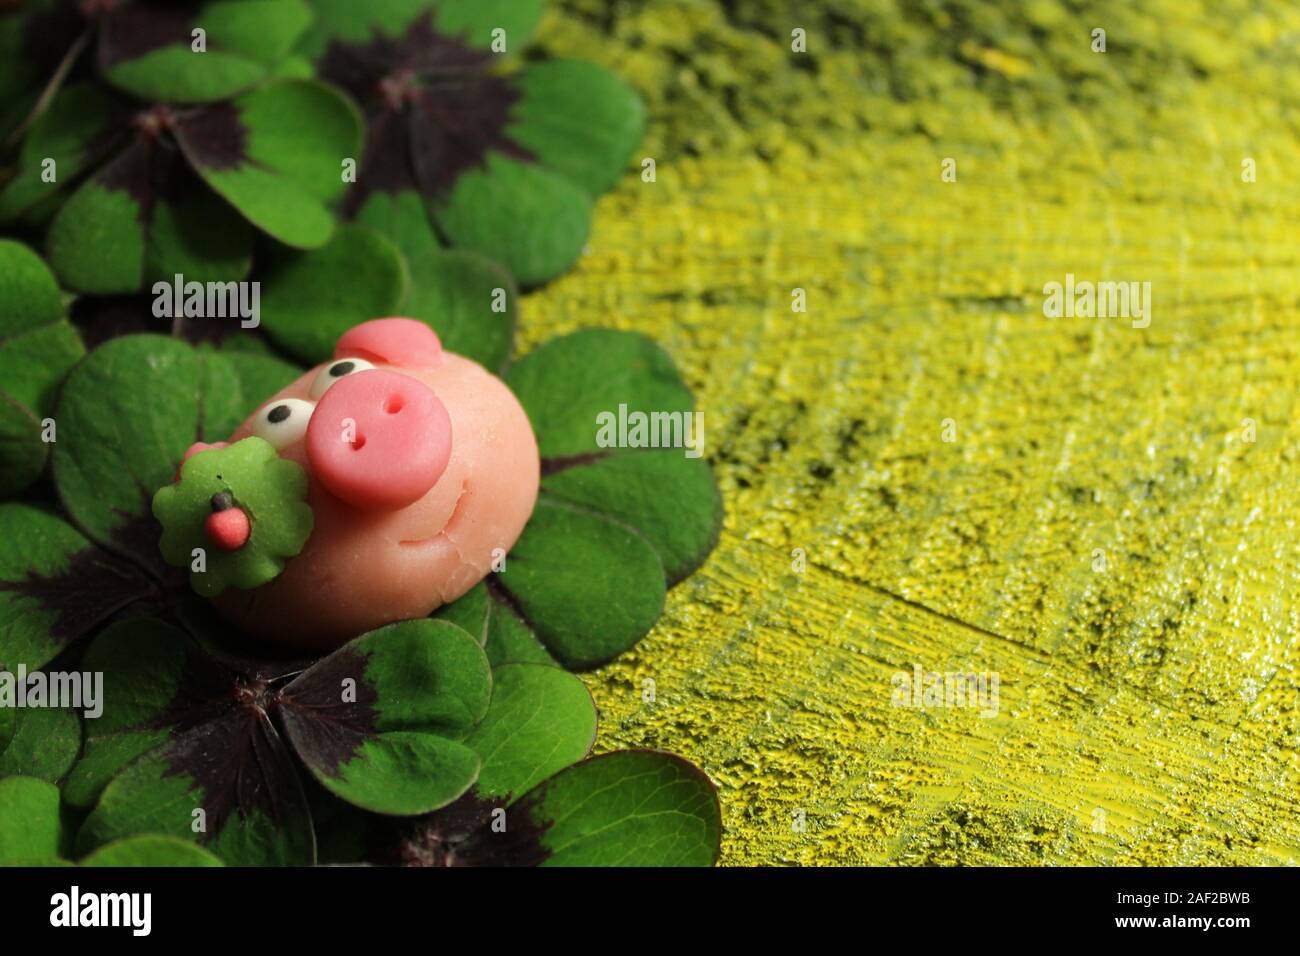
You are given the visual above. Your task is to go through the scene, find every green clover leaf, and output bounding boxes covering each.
[153,436,313,597]
[436,329,723,670]
[513,751,721,867]
[0,700,81,785]
[77,836,224,868]
[0,777,67,863]
[2,785,222,869]
[257,223,408,362]
[459,663,597,801]
[51,335,249,573]
[0,240,85,497]
[0,395,48,500]
[258,216,518,373]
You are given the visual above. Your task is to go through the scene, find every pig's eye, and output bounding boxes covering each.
[251,398,315,450]
[309,357,376,399]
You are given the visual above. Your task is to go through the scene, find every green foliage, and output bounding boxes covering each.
[0,241,84,495]
[523,752,722,866]
[0,0,721,869]
[0,777,65,863]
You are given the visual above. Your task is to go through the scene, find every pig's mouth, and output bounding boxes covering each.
[397,479,471,549]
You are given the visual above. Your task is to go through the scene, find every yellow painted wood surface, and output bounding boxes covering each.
[526,0,1300,864]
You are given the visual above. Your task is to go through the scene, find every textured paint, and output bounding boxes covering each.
[527,1,1300,864]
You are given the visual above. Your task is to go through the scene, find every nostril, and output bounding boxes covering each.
[305,367,451,511]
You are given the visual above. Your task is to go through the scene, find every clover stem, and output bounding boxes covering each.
[4,31,91,150]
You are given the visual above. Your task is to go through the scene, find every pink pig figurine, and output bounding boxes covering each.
[198,318,538,650]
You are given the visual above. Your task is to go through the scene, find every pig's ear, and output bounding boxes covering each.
[335,318,443,368]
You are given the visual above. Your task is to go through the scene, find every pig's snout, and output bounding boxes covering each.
[305,368,452,511]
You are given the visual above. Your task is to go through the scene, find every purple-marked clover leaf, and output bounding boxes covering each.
[398,750,722,867]
[183,79,363,248]
[303,2,643,285]
[0,503,154,673]
[153,436,312,598]
[7,83,254,293]
[74,617,492,864]
[305,660,595,863]
[0,0,312,113]
[76,697,318,865]
[63,617,209,810]
[71,626,317,865]
[278,619,490,815]
[435,329,722,670]
[95,0,313,104]
[3,78,360,293]
[297,0,546,61]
